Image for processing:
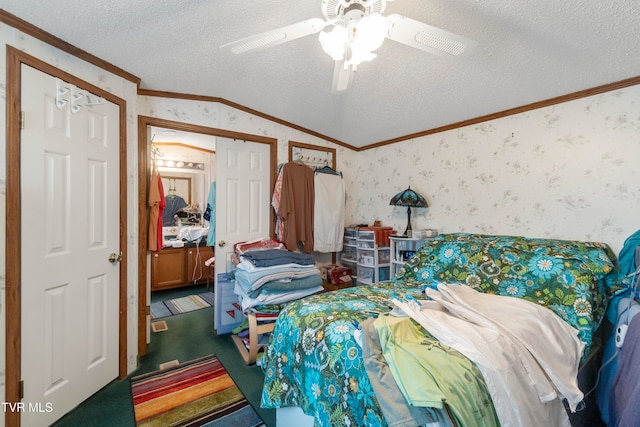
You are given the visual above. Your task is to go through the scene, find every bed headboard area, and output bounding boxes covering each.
[393,233,626,349]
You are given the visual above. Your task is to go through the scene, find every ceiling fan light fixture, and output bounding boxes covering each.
[224,0,477,92]
[319,12,388,67]
[319,25,348,60]
[346,47,376,67]
[355,13,388,51]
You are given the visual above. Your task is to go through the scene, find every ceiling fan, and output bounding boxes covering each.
[221,0,477,93]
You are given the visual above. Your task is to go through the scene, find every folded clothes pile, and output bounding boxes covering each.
[233,248,323,311]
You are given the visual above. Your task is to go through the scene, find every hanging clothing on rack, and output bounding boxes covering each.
[272,164,285,241]
[278,162,315,253]
[148,166,165,252]
[314,165,342,177]
[313,167,345,252]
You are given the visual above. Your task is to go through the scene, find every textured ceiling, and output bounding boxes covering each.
[2,1,640,148]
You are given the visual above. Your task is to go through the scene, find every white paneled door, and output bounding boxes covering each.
[214,138,270,332]
[20,65,120,426]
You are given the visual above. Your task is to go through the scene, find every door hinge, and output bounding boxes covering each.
[19,111,25,130]
[19,380,24,399]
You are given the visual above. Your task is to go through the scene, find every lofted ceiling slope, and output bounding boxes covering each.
[2,0,640,148]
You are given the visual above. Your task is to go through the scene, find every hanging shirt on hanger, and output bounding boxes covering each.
[278,162,315,253]
[313,170,345,252]
[148,167,166,252]
[162,194,188,226]
[272,164,285,241]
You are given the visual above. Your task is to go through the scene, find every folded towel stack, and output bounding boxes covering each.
[233,248,323,311]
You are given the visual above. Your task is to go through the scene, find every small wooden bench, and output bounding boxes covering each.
[231,309,279,365]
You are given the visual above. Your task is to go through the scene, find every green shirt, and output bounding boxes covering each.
[374,314,499,427]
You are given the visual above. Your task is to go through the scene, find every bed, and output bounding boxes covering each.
[259,233,626,427]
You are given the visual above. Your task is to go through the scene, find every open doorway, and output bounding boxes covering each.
[137,116,277,356]
[147,127,217,325]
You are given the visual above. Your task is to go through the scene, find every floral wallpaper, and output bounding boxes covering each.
[348,89,640,255]
[140,83,640,255]
[139,96,358,169]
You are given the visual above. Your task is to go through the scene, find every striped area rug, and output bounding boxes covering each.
[131,355,264,427]
[150,292,216,319]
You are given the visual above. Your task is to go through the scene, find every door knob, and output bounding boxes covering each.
[218,240,226,247]
[108,252,123,263]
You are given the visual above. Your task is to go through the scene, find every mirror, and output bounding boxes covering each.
[151,128,217,227]
[162,176,191,204]
[162,175,192,226]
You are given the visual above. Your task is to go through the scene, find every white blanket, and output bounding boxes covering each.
[431,283,585,410]
[392,284,584,427]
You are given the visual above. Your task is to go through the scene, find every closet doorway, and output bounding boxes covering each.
[137,116,277,356]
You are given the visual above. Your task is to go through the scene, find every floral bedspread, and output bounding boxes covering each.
[394,233,625,349]
[260,282,425,427]
[260,233,625,426]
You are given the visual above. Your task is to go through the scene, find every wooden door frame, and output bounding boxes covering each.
[137,116,277,355]
[5,46,129,427]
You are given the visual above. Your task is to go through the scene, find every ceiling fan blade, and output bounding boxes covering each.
[386,14,477,57]
[331,60,355,94]
[221,18,329,54]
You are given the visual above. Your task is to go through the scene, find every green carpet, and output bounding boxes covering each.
[52,285,275,427]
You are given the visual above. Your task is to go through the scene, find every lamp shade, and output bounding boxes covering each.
[389,187,428,208]
[390,186,428,236]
